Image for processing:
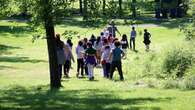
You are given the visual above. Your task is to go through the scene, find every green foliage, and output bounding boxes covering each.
[162,47,194,78]
[106,0,119,18]
[0,0,19,17]
[83,0,101,21]
[62,30,79,39]
[180,1,195,40]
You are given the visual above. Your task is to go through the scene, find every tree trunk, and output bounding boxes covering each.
[132,0,136,18]
[119,0,123,16]
[102,0,106,15]
[79,0,83,14]
[83,0,88,20]
[43,0,61,88]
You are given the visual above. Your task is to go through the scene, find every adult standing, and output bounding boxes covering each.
[107,20,121,38]
[130,27,137,51]
[143,29,151,51]
[55,34,66,79]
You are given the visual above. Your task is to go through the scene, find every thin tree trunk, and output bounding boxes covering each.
[119,0,123,16]
[43,0,61,88]
[102,0,106,15]
[83,0,88,20]
[79,0,83,14]
[132,0,136,18]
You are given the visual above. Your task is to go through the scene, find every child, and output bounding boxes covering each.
[101,45,111,78]
[85,42,97,80]
[83,38,88,50]
[66,39,73,69]
[83,38,88,75]
[94,36,102,67]
[121,34,129,53]
[64,45,75,78]
[76,40,85,78]
[67,39,73,49]
[110,38,118,50]
[143,29,151,51]
[89,34,96,46]
[109,41,125,81]
[100,32,104,40]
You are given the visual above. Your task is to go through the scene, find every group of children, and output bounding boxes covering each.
[75,35,126,81]
[56,21,151,81]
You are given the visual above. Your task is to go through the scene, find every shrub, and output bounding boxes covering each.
[162,47,194,77]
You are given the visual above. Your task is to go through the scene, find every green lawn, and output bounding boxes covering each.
[0,19,195,110]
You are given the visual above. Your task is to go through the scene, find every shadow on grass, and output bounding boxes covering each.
[58,16,189,29]
[0,25,32,36]
[126,17,189,29]
[0,56,47,63]
[0,85,174,110]
[0,44,21,55]
[0,65,17,70]
[58,17,108,28]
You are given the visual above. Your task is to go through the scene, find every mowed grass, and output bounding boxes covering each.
[0,19,195,110]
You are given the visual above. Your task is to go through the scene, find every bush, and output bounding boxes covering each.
[162,47,194,77]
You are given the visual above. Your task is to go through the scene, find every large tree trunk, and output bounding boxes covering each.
[79,0,83,14]
[43,0,61,88]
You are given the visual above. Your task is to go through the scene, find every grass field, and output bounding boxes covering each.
[0,18,195,110]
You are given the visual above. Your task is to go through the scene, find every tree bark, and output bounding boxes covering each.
[43,0,61,88]
[102,0,106,15]
[132,0,136,18]
[119,0,123,16]
[79,0,83,14]
[83,0,88,20]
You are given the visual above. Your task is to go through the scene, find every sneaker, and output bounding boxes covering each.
[76,73,79,78]
[89,77,94,81]
[120,78,124,81]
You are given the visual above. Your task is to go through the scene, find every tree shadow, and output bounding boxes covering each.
[0,65,17,70]
[57,16,188,30]
[127,17,189,29]
[0,44,21,55]
[58,17,108,28]
[0,25,33,36]
[0,85,174,110]
[0,56,47,63]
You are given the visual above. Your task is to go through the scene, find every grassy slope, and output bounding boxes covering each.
[0,19,195,110]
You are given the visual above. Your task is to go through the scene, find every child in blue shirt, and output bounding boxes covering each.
[109,41,125,81]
